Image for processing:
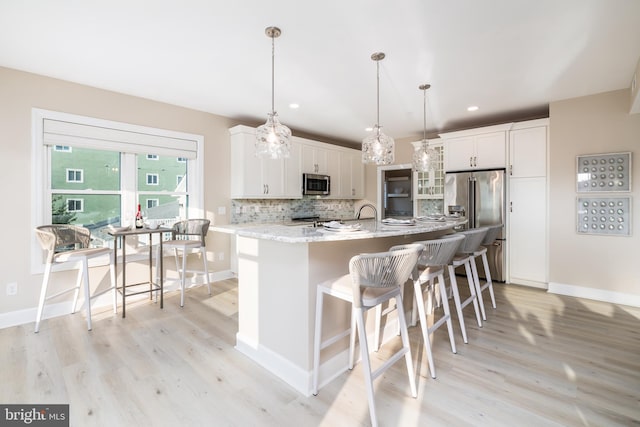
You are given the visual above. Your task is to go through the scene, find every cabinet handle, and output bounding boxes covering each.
[474,156,477,167]
[510,201,513,212]
[509,165,513,176]
[266,184,269,194]
[469,157,473,168]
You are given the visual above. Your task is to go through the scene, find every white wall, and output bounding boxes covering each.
[549,89,640,303]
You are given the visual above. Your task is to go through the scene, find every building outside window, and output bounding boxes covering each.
[147,154,158,160]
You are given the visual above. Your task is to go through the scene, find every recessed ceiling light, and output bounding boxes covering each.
[289,103,299,109]
[467,105,479,112]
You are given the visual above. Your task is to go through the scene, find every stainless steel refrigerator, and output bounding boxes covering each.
[444,169,506,281]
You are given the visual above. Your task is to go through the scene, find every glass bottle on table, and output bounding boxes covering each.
[135,204,144,228]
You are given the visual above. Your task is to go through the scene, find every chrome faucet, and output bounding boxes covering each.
[355,203,378,221]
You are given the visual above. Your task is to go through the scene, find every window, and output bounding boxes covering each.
[32,108,204,272]
[146,173,159,185]
[66,168,83,183]
[66,198,84,212]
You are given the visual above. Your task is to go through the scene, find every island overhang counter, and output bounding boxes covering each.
[213,219,465,396]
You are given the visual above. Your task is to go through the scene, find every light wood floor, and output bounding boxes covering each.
[1,279,639,426]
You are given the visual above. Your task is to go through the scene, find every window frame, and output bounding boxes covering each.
[54,145,72,153]
[65,168,84,183]
[146,173,159,186]
[66,198,84,212]
[31,108,205,274]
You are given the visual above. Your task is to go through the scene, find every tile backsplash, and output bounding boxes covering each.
[231,199,357,224]
[231,198,444,224]
[416,199,444,216]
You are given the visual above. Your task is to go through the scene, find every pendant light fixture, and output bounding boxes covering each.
[362,52,394,165]
[412,84,438,172]
[255,26,291,159]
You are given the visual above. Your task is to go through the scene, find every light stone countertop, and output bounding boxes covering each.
[212,218,466,243]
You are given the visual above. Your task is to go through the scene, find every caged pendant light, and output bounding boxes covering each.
[362,52,394,165]
[412,84,438,172]
[255,26,291,159]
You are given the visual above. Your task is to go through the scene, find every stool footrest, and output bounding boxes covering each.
[320,328,352,351]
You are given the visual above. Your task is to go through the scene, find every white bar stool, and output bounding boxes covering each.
[443,227,487,343]
[34,225,117,332]
[411,234,464,378]
[472,224,502,320]
[157,219,211,307]
[312,243,423,427]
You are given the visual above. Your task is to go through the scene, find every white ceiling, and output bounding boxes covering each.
[1,0,639,146]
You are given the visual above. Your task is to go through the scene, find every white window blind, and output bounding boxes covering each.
[43,119,198,159]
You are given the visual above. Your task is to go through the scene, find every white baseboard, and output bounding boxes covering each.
[234,311,404,397]
[235,333,313,396]
[508,278,548,289]
[548,282,640,308]
[0,270,236,330]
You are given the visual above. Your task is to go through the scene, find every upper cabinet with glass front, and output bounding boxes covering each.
[413,139,444,199]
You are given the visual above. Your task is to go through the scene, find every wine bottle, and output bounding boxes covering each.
[135,204,143,228]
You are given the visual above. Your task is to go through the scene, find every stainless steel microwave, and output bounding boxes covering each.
[303,173,330,196]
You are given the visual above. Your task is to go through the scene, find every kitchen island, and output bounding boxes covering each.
[213,218,465,396]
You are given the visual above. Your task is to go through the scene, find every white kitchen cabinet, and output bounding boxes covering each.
[336,150,365,199]
[440,123,511,172]
[508,177,547,287]
[326,149,341,192]
[507,119,549,287]
[509,120,548,178]
[301,140,329,174]
[230,125,301,199]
